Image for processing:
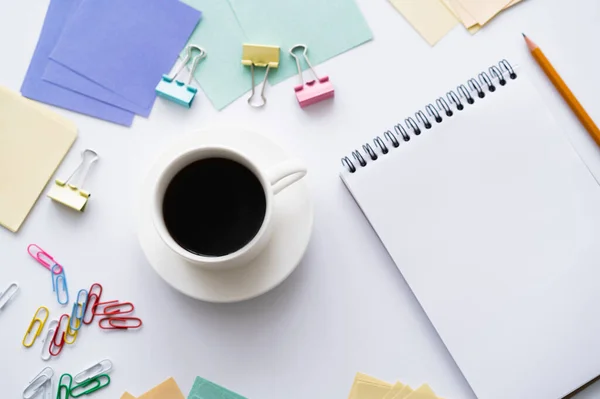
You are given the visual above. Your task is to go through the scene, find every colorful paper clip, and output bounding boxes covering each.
[65,317,80,345]
[27,244,63,274]
[70,289,88,331]
[70,374,111,398]
[23,367,54,399]
[98,317,143,330]
[57,374,73,399]
[156,45,206,108]
[289,44,334,108]
[95,301,134,315]
[51,264,69,305]
[83,283,103,324]
[40,319,59,361]
[50,314,69,356]
[242,43,280,107]
[48,149,99,212]
[74,359,113,384]
[23,306,49,347]
[0,282,19,311]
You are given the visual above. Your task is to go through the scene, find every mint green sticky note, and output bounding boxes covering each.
[188,376,247,399]
[181,0,372,110]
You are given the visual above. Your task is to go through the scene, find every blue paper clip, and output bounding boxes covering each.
[156,45,206,108]
[70,289,88,331]
[51,264,69,305]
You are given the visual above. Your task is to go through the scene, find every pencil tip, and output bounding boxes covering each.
[522,33,527,38]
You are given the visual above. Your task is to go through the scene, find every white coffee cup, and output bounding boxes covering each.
[152,145,307,270]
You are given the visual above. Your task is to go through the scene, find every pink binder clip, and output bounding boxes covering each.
[289,44,334,108]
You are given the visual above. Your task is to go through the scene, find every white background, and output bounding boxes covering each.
[1,0,600,398]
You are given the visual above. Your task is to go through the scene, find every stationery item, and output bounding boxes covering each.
[387,0,458,46]
[242,44,280,107]
[65,318,79,344]
[404,385,438,399]
[95,301,135,316]
[28,244,64,274]
[48,149,98,212]
[156,45,206,108]
[181,0,372,110]
[188,376,247,399]
[49,0,202,110]
[339,60,600,399]
[0,86,77,232]
[98,317,143,330]
[70,374,111,397]
[0,282,19,311]
[348,373,393,399]
[289,44,334,108]
[121,394,136,399]
[156,146,306,269]
[524,35,600,148]
[74,359,113,384]
[23,306,50,347]
[40,319,59,361]
[382,382,405,399]
[456,0,512,25]
[24,367,54,399]
[138,128,313,303]
[70,289,88,330]
[57,374,73,399]
[19,0,134,126]
[83,283,103,324]
[51,264,69,305]
[137,377,185,399]
[50,314,70,356]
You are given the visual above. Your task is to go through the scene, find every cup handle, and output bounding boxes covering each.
[266,159,307,195]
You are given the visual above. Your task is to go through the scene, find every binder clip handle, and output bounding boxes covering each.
[289,44,320,85]
[171,45,206,85]
[66,149,99,190]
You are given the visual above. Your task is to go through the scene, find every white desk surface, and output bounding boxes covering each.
[1,0,600,398]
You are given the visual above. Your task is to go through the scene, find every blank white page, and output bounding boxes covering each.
[341,71,600,399]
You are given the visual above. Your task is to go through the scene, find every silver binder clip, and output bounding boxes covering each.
[156,45,207,108]
[23,367,54,399]
[48,149,98,212]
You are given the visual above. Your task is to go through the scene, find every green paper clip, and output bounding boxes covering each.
[70,374,111,398]
[56,374,72,399]
[156,45,206,108]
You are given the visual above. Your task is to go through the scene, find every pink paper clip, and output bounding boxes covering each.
[27,244,63,274]
[289,44,334,108]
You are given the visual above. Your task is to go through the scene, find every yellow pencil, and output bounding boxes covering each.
[523,34,600,147]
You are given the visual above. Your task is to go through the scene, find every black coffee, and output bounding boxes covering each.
[162,158,267,257]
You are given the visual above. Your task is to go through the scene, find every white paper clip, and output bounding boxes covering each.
[74,359,113,384]
[23,367,54,399]
[40,319,59,361]
[0,282,19,312]
[48,149,99,212]
[289,44,334,108]
[156,45,206,108]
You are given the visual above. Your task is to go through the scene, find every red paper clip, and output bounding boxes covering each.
[49,314,69,357]
[98,317,142,330]
[27,244,63,274]
[83,283,103,324]
[96,301,135,316]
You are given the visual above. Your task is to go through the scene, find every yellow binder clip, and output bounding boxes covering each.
[48,149,98,212]
[242,43,280,108]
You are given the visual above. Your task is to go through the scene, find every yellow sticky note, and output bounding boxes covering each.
[121,394,136,399]
[348,373,393,399]
[137,378,186,399]
[389,0,458,46]
[392,385,414,399]
[455,0,512,25]
[439,0,477,28]
[404,384,438,399]
[383,382,406,399]
[0,86,77,232]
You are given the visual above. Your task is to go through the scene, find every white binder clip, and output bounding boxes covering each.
[48,149,98,212]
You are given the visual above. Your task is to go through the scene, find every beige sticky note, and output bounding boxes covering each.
[391,385,414,399]
[121,394,136,399]
[455,0,512,25]
[0,86,77,232]
[389,0,458,46]
[348,373,393,399]
[382,382,406,399]
[440,0,477,28]
[137,378,186,399]
[403,384,438,399]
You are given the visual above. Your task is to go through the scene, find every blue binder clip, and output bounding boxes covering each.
[156,45,206,108]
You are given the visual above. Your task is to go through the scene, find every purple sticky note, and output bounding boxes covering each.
[20,0,135,126]
[43,60,153,117]
[49,0,202,109]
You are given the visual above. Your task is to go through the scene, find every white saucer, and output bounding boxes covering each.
[137,128,314,303]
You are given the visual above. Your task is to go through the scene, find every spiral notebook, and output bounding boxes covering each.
[340,60,600,399]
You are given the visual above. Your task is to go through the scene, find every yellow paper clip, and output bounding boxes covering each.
[23,306,49,348]
[48,149,98,212]
[242,43,280,108]
[64,317,79,345]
